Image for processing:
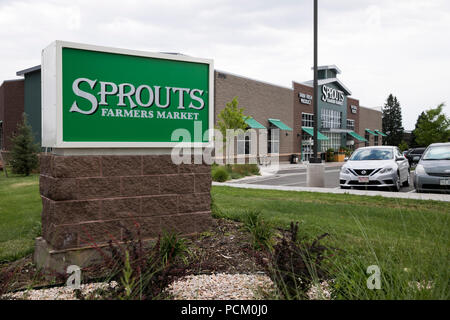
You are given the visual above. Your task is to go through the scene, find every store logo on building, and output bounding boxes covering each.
[321,85,344,106]
[350,105,358,114]
[298,92,312,105]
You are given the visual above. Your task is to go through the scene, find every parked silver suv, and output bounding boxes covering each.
[414,143,450,193]
[340,146,410,191]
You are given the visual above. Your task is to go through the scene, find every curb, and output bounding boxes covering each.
[212,182,450,202]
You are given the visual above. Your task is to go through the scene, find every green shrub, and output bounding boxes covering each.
[160,231,189,265]
[212,166,230,182]
[246,164,260,175]
[243,209,261,229]
[230,172,242,180]
[242,210,274,250]
[326,148,335,162]
[231,164,260,177]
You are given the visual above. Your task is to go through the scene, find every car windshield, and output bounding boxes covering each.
[422,145,450,160]
[350,148,393,161]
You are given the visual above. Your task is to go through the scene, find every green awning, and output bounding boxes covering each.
[375,130,387,137]
[302,127,329,140]
[244,117,266,129]
[268,119,292,131]
[348,131,368,142]
[365,129,378,136]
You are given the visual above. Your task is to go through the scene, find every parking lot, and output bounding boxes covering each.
[229,164,416,193]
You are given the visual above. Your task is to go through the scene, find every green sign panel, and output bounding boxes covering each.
[42,41,213,148]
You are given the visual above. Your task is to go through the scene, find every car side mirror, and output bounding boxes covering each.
[413,156,420,161]
[344,157,349,162]
[396,156,406,161]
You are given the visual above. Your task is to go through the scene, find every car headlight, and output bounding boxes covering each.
[379,167,393,174]
[341,167,351,175]
[415,164,426,175]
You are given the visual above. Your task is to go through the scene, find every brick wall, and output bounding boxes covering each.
[347,97,362,148]
[359,106,383,146]
[292,82,315,154]
[214,71,294,158]
[39,154,212,250]
[0,80,24,150]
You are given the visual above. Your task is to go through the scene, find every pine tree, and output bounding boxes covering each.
[10,114,39,176]
[382,94,404,146]
[413,103,450,147]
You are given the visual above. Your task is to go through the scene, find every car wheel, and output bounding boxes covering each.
[391,173,401,192]
[402,171,410,187]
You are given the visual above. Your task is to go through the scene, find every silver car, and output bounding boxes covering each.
[340,146,410,191]
[414,143,450,193]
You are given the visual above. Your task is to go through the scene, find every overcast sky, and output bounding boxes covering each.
[1,0,449,130]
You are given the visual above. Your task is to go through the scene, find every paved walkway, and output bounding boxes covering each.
[213,182,450,202]
[264,161,344,171]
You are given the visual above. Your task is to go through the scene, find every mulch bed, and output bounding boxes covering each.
[0,218,268,295]
[184,218,266,275]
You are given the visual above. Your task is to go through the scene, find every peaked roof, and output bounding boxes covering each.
[302,78,352,96]
[311,65,342,74]
[16,65,41,76]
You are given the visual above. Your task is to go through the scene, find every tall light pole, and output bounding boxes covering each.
[312,0,320,163]
[306,0,325,187]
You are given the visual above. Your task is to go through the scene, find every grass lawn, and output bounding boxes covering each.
[0,173,41,262]
[0,172,448,299]
[212,186,450,299]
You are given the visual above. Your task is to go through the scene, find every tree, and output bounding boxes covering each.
[413,103,450,147]
[10,114,39,176]
[411,111,427,147]
[216,97,249,164]
[382,94,404,146]
[398,140,409,152]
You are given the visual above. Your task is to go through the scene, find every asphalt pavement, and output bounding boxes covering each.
[229,164,416,193]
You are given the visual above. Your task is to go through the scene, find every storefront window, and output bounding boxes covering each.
[302,113,314,128]
[374,135,379,146]
[321,109,342,129]
[267,128,279,154]
[346,119,355,131]
[237,131,252,155]
[321,133,341,152]
[301,132,313,162]
[365,132,370,147]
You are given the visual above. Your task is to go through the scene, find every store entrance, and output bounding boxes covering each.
[301,134,313,162]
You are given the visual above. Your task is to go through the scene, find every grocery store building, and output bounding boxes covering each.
[1,64,385,162]
[215,65,385,162]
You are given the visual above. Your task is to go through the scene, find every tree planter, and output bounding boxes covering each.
[334,154,346,162]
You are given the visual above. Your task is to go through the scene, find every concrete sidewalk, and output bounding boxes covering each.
[213,182,450,202]
[271,161,344,171]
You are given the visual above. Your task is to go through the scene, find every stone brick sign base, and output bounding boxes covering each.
[34,154,212,274]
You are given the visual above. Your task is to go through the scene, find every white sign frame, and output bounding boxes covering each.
[41,40,214,149]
